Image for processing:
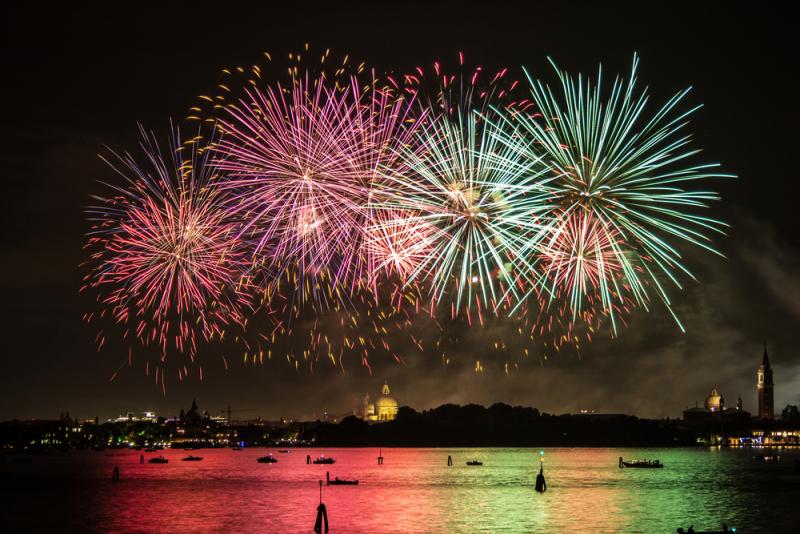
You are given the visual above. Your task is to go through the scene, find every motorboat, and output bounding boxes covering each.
[676,528,736,533]
[313,456,336,464]
[619,457,663,468]
[182,455,203,461]
[466,460,483,466]
[329,479,358,485]
[753,454,780,462]
[257,455,278,463]
[148,456,169,464]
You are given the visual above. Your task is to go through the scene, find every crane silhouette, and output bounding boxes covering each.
[221,406,256,422]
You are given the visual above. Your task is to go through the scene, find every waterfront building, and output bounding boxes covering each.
[740,427,800,446]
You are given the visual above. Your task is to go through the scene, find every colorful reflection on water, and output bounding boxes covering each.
[2,447,798,532]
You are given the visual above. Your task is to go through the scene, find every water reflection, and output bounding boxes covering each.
[1,447,798,532]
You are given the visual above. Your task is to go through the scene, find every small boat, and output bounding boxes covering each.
[328,477,358,485]
[148,456,169,464]
[466,460,483,466]
[619,457,663,468]
[144,447,156,453]
[753,454,780,462]
[183,447,195,451]
[278,450,289,453]
[10,457,32,463]
[313,456,336,464]
[231,446,244,451]
[182,455,203,462]
[676,528,735,534]
[257,455,278,463]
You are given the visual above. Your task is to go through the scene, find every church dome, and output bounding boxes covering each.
[373,382,399,420]
[705,386,724,412]
[375,396,398,410]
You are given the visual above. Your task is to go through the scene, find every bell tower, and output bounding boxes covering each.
[757,344,774,420]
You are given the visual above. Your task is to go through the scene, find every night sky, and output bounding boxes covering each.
[2,2,798,422]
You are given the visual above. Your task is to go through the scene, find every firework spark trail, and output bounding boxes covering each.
[490,53,734,334]
[82,125,249,368]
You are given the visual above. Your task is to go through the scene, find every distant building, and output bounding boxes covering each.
[757,344,775,419]
[683,346,780,424]
[360,382,399,422]
[683,386,750,423]
[112,411,157,423]
[179,399,208,426]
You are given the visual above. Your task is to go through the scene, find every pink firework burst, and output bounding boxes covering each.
[212,69,424,308]
[83,125,249,363]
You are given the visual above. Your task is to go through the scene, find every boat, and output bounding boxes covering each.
[313,456,336,464]
[619,457,663,468]
[278,450,289,453]
[183,447,195,451]
[10,457,32,463]
[231,446,244,451]
[329,479,358,485]
[676,528,736,534]
[182,455,203,461]
[144,447,156,453]
[257,455,278,463]
[753,454,780,462]
[466,460,483,466]
[148,456,169,464]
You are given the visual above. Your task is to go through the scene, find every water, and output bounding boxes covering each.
[2,447,798,533]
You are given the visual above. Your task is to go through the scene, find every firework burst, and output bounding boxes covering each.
[84,50,735,380]
[82,125,248,370]
[492,53,733,333]
[375,56,552,321]
[185,46,429,372]
[211,56,424,310]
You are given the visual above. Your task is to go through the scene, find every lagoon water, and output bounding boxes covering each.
[2,447,798,533]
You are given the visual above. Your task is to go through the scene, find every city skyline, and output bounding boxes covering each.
[6,346,791,423]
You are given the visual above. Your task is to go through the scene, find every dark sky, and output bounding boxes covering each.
[2,2,798,422]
